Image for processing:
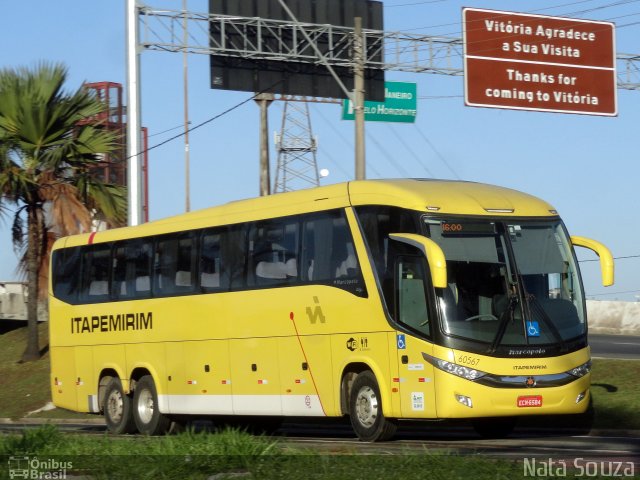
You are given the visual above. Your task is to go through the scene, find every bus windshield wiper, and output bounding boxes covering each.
[525,293,568,353]
[487,292,519,354]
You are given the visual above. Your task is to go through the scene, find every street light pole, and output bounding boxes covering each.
[354,17,366,181]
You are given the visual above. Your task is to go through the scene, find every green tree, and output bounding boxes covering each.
[0,63,126,362]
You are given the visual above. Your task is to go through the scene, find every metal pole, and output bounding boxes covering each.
[354,17,366,181]
[183,0,190,212]
[255,93,274,196]
[126,0,143,226]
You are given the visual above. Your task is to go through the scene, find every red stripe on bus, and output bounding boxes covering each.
[88,232,97,245]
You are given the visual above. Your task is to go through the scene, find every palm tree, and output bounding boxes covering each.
[0,63,127,362]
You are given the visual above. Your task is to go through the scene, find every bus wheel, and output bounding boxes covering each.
[349,371,397,442]
[472,417,517,438]
[104,378,136,434]
[133,375,171,435]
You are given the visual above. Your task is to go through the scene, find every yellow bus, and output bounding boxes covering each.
[49,179,614,441]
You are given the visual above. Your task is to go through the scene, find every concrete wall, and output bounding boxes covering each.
[587,300,640,336]
[0,282,27,321]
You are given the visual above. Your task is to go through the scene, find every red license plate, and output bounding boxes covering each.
[517,395,543,407]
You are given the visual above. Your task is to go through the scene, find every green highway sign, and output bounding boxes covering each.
[342,82,417,123]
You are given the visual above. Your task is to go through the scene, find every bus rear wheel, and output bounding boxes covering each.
[104,378,136,434]
[349,371,397,442]
[133,375,171,435]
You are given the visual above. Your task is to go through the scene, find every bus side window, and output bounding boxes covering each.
[79,245,112,303]
[248,218,299,287]
[52,247,81,304]
[112,240,152,300]
[200,231,222,290]
[396,255,431,337]
[202,225,249,291]
[302,210,366,297]
[154,233,196,296]
[223,225,248,290]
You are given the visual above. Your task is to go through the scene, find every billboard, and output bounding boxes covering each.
[463,8,616,116]
[209,0,385,100]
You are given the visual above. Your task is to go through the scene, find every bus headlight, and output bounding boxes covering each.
[567,361,591,378]
[422,353,488,381]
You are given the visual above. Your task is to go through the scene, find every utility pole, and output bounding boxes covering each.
[126,0,143,226]
[182,0,190,212]
[354,17,366,181]
[255,93,274,196]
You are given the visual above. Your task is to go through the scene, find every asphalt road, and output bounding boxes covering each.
[590,334,640,360]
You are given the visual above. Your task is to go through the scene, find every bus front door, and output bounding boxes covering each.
[395,254,437,419]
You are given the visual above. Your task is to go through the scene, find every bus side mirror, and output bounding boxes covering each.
[389,233,447,289]
[571,236,614,287]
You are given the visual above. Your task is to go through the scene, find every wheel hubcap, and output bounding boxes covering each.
[107,391,123,423]
[137,388,154,425]
[355,386,378,428]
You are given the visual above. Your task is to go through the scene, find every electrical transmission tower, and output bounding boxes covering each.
[130,6,640,200]
[273,101,319,193]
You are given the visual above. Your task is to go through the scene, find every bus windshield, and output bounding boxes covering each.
[424,219,586,350]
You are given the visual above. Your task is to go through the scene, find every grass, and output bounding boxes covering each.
[0,323,638,430]
[0,323,52,419]
[0,425,528,480]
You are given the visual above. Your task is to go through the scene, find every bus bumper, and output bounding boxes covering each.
[434,371,591,418]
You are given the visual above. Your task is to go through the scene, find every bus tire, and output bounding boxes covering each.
[349,371,397,442]
[103,378,136,434]
[133,375,171,435]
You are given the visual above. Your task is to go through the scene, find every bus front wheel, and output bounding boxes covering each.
[103,378,136,434]
[133,375,171,435]
[349,371,397,442]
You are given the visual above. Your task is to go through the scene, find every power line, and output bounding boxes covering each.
[391,0,640,38]
[385,0,446,7]
[147,122,191,138]
[580,254,640,263]
[126,83,286,161]
[413,127,461,180]
[311,105,380,178]
[388,125,435,177]
[367,131,412,177]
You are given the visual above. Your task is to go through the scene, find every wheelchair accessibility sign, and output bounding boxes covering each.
[397,334,406,350]
[526,321,540,337]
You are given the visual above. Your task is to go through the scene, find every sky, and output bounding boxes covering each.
[1,0,639,302]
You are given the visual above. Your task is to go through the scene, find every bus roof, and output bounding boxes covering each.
[54,179,557,249]
[347,179,557,216]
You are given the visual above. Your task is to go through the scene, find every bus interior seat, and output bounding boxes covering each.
[256,261,288,281]
[307,260,314,281]
[335,253,357,278]
[175,271,192,287]
[285,258,297,277]
[201,272,220,288]
[136,276,150,292]
[88,280,108,296]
